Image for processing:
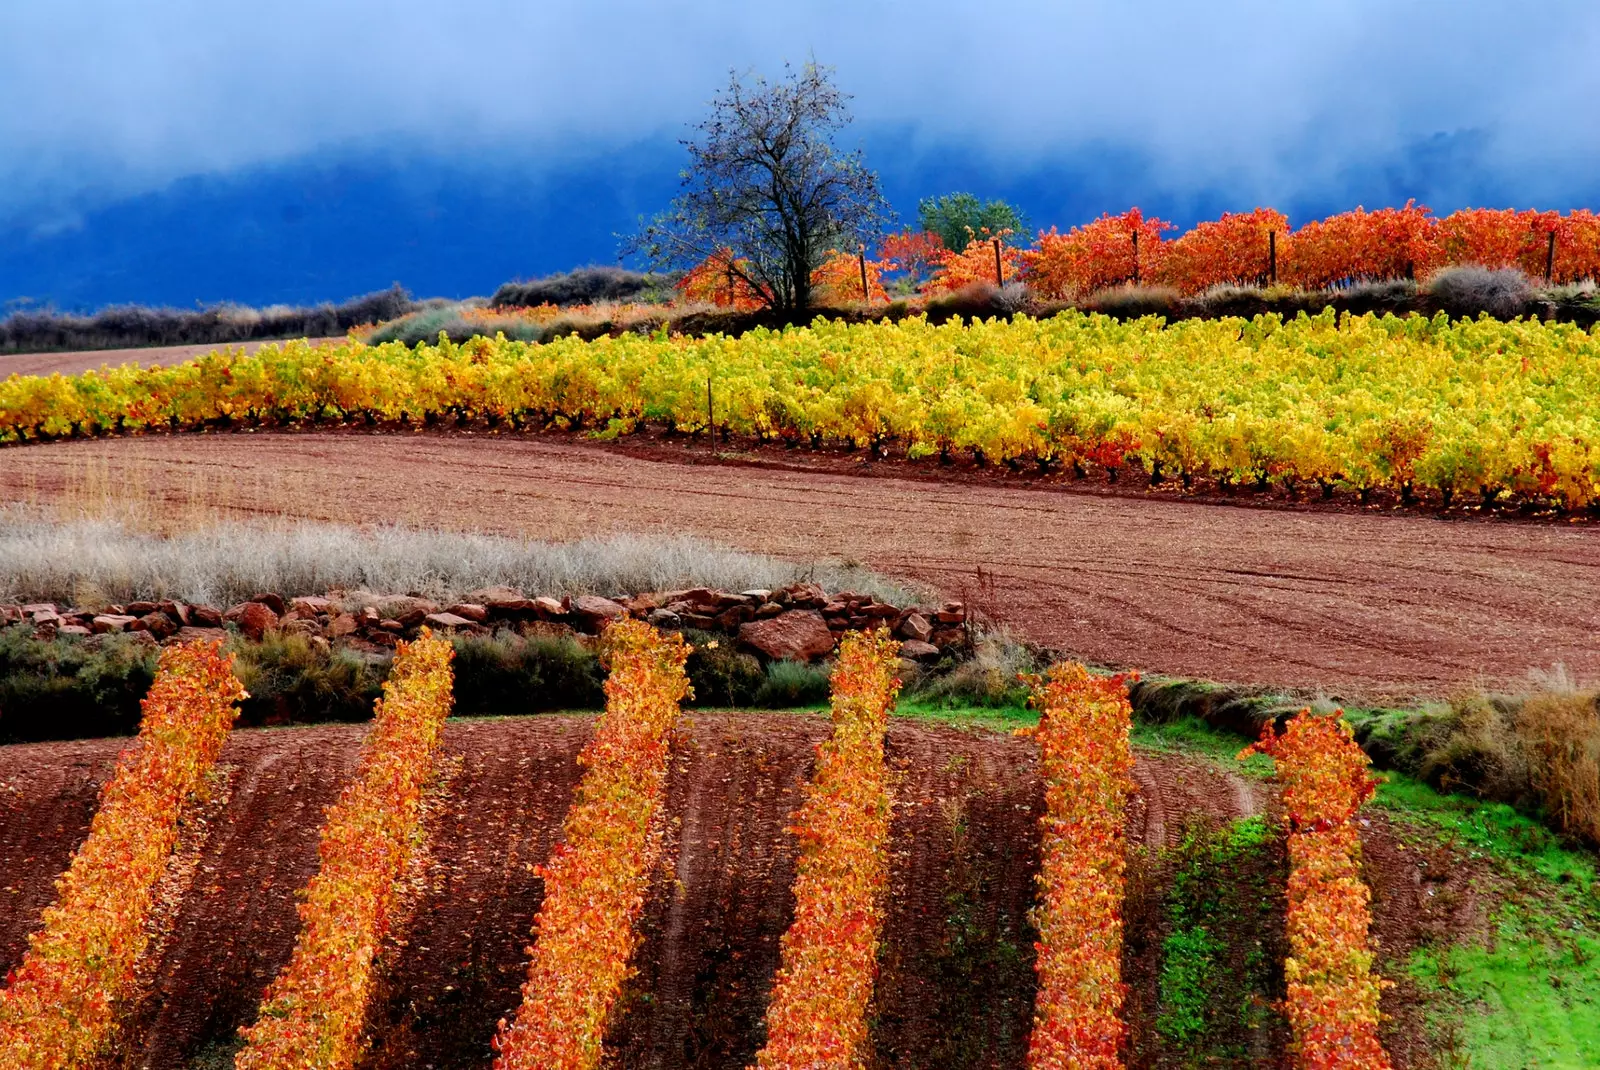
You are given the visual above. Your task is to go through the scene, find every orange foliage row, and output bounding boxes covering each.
[675,247,770,310]
[1025,210,1177,299]
[1020,663,1136,1070]
[1240,710,1391,1070]
[811,248,893,304]
[1160,208,1290,293]
[492,619,692,1070]
[1280,202,1440,290]
[235,629,455,1070]
[753,628,901,1070]
[927,231,1027,294]
[0,641,245,1069]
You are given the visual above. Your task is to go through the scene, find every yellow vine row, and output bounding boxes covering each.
[752,628,901,1070]
[233,628,454,1070]
[0,641,246,1069]
[491,618,691,1070]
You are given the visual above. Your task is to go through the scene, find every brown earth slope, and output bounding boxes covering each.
[5,434,1597,697]
[0,714,1466,1069]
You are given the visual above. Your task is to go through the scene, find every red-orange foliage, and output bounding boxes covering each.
[1020,663,1135,1070]
[811,248,893,305]
[492,619,692,1070]
[753,628,900,1070]
[927,231,1027,294]
[1157,208,1290,294]
[1024,209,1176,299]
[675,248,770,310]
[1281,201,1441,289]
[0,641,245,1069]
[879,228,946,287]
[235,629,454,1070]
[1437,208,1600,282]
[1240,710,1391,1070]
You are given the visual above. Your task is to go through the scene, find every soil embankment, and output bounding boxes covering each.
[5,434,1597,697]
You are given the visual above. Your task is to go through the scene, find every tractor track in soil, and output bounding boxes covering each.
[0,714,1466,1068]
[4,433,1597,700]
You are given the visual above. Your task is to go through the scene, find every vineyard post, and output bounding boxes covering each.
[993,238,1004,286]
[859,248,870,302]
[1269,229,1277,284]
[1546,229,1557,282]
[1131,229,1140,285]
[706,376,715,449]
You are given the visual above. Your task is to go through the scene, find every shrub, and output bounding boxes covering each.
[0,624,159,741]
[1083,283,1181,320]
[683,629,765,707]
[1240,710,1391,1070]
[489,268,674,308]
[449,630,604,714]
[492,620,691,1070]
[752,657,832,708]
[1424,265,1535,321]
[235,629,455,1070]
[753,629,900,1069]
[0,641,245,1068]
[908,631,1039,709]
[1020,662,1135,1070]
[1514,689,1600,844]
[230,632,386,725]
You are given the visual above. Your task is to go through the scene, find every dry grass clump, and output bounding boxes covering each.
[0,510,915,609]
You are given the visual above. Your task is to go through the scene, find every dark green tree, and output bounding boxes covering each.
[917,193,1030,253]
[626,62,891,311]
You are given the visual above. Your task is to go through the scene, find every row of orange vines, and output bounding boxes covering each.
[0,641,246,1069]
[752,628,901,1070]
[491,618,692,1070]
[1241,710,1392,1069]
[234,629,455,1069]
[1021,663,1137,1070]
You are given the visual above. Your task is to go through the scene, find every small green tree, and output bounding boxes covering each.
[917,193,1030,253]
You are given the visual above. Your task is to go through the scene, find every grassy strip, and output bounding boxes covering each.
[234,629,454,1069]
[0,641,245,1068]
[1022,663,1136,1070]
[491,620,691,1070]
[753,629,901,1069]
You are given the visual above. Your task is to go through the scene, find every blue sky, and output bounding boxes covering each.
[4,0,1599,309]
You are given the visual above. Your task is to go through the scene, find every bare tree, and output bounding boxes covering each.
[626,62,890,311]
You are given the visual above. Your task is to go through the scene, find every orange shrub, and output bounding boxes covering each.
[927,231,1026,294]
[1157,207,1289,294]
[1240,710,1391,1070]
[879,228,946,288]
[1024,209,1176,299]
[1282,201,1441,289]
[753,627,900,1070]
[811,248,893,304]
[492,619,692,1070]
[1020,663,1135,1070]
[1437,208,1600,282]
[234,629,454,1070]
[0,641,245,1069]
[676,248,770,310]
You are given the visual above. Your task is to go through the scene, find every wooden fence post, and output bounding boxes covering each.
[859,250,870,302]
[706,377,714,449]
[1269,230,1278,285]
[993,238,1004,286]
[1131,230,1140,286]
[1546,230,1558,282]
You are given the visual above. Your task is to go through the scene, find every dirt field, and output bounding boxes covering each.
[0,713,1462,1069]
[4,433,1597,699]
[0,338,344,380]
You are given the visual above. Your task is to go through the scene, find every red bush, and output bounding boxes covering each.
[752,627,900,1069]
[1024,210,1176,299]
[1157,207,1289,294]
[1240,710,1391,1070]
[1281,201,1440,289]
[0,641,245,1069]
[235,629,455,1070]
[1020,663,1135,1070]
[491,619,692,1070]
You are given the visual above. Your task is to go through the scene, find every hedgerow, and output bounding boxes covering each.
[234,628,454,1070]
[0,640,245,1068]
[490,618,691,1070]
[753,627,900,1069]
[1241,709,1392,1070]
[1020,663,1136,1070]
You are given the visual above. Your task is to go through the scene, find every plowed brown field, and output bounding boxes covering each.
[5,433,1598,698]
[0,714,1470,1069]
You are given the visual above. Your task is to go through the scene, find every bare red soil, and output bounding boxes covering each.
[0,714,1468,1069]
[6,433,1597,698]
